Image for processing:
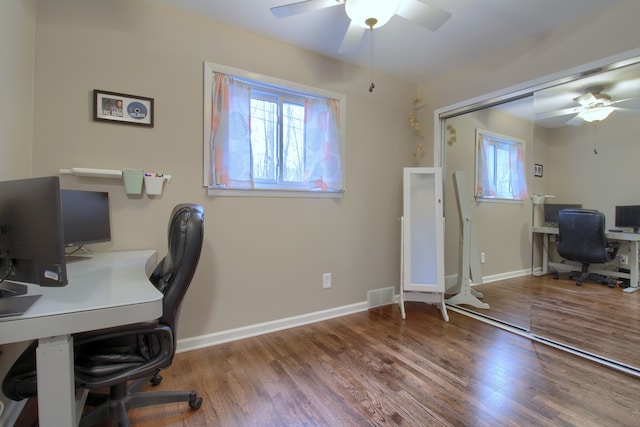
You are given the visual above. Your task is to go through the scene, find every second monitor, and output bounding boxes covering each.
[615,205,640,233]
[60,190,111,260]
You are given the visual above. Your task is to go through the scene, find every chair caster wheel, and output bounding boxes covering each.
[576,282,582,286]
[189,395,203,410]
[150,374,162,386]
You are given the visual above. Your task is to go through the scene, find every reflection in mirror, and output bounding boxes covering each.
[442,97,535,331]
[530,60,640,370]
[441,54,640,374]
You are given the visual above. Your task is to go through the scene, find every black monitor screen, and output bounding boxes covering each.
[60,190,111,247]
[0,176,67,286]
[615,205,640,233]
[543,203,583,225]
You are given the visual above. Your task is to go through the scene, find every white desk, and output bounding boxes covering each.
[533,226,640,293]
[0,250,162,427]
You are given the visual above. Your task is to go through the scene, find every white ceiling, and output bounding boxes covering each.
[151,0,619,84]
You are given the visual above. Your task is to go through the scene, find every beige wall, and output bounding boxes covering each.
[0,0,36,180]
[545,115,640,223]
[31,0,417,340]
[420,0,640,277]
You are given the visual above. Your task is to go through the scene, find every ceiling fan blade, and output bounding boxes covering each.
[609,96,640,107]
[566,115,584,126]
[270,0,341,19]
[536,106,581,120]
[396,0,452,31]
[339,21,366,54]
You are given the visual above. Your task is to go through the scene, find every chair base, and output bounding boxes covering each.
[80,377,202,427]
[554,264,617,288]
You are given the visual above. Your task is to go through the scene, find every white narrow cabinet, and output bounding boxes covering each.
[400,167,448,321]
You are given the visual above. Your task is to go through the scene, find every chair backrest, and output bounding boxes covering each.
[557,209,608,264]
[149,204,204,332]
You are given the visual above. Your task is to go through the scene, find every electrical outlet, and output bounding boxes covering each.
[620,254,629,265]
[480,252,486,264]
[323,273,332,289]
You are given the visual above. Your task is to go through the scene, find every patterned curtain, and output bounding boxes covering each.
[509,141,528,200]
[210,73,253,189]
[303,97,343,191]
[476,134,496,197]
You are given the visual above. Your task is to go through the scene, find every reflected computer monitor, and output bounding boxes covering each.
[615,205,640,233]
[0,176,68,286]
[543,203,583,226]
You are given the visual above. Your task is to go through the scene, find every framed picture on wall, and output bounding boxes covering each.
[534,163,543,177]
[93,89,154,127]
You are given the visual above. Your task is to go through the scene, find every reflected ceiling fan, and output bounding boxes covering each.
[270,0,452,53]
[537,86,640,126]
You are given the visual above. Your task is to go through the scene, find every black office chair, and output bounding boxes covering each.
[554,208,619,287]
[2,203,205,426]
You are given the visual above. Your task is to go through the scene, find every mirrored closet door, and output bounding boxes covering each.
[440,53,640,372]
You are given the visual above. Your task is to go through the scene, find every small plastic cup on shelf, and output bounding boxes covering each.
[122,168,144,195]
[144,173,168,195]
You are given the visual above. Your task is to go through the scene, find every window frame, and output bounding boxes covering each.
[474,128,527,202]
[203,62,346,198]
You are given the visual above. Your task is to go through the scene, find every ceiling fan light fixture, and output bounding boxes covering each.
[578,106,614,122]
[345,0,401,29]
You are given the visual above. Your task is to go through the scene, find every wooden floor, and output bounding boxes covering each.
[467,274,640,369]
[18,300,640,426]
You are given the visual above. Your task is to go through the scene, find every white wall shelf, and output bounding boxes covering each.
[59,168,171,196]
[59,168,123,179]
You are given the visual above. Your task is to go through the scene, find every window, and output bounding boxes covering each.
[203,62,345,197]
[475,129,528,201]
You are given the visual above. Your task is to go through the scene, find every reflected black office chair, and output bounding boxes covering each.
[2,203,205,426]
[554,208,619,287]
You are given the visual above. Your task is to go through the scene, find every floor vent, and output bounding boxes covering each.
[367,287,395,309]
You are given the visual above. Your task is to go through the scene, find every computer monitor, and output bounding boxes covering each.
[0,176,68,286]
[60,189,111,248]
[615,205,640,233]
[543,203,583,226]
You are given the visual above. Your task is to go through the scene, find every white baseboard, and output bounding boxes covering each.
[482,268,532,283]
[177,270,533,355]
[445,268,531,289]
[177,300,370,354]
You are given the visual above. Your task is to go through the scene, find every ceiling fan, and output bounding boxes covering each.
[537,86,640,126]
[270,0,452,54]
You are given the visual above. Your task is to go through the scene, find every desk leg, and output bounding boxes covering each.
[542,234,549,275]
[624,240,640,294]
[37,335,76,427]
[533,233,550,276]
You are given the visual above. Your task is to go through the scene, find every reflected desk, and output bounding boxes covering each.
[0,250,162,427]
[533,226,640,293]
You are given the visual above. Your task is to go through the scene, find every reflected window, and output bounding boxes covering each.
[475,128,528,201]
